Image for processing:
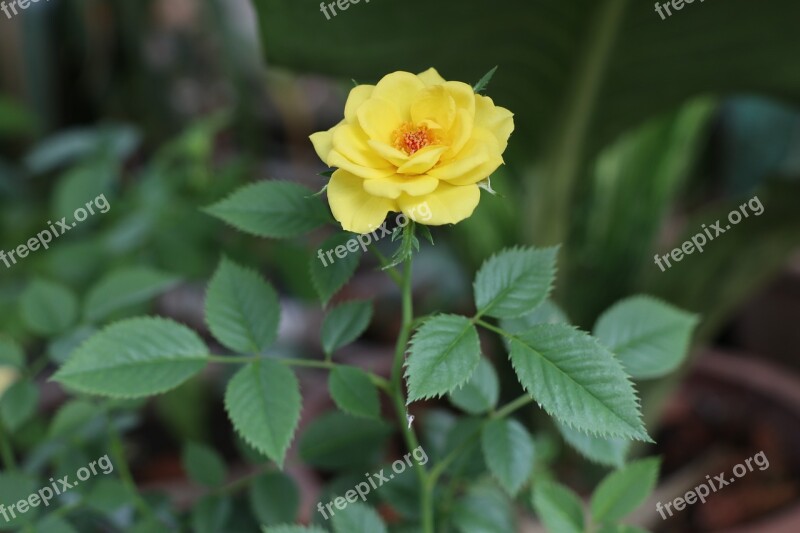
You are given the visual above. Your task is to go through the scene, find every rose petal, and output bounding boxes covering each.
[345,85,375,123]
[363,174,440,199]
[398,182,481,226]
[328,170,397,233]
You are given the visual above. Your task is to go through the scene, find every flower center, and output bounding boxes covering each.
[393,122,437,155]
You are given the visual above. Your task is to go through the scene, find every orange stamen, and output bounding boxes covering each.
[393,123,437,155]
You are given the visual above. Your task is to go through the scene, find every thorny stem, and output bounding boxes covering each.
[388,253,436,533]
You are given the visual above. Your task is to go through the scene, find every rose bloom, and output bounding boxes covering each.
[310,68,514,233]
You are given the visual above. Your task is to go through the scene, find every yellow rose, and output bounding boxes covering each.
[310,68,514,234]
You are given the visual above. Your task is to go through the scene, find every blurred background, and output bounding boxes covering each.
[1,0,800,531]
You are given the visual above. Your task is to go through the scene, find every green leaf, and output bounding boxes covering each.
[532,480,584,533]
[442,418,486,479]
[262,526,327,533]
[48,399,102,438]
[20,279,79,336]
[507,324,649,442]
[33,514,81,533]
[0,473,39,528]
[0,336,24,368]
[557,422,630,469]
[183,441,227,487]
[84,478,132,514]
[405,315,481,402]
[564,99,714,326]
[205,257,281,353]
[474,247,558,319]
[473,66,499,93]
[52,317,208,398]
[299,411,391,470]
[249,472,299,526]
[322,301,373,356]
[84,267,180,323]
[191,495,232,533]
[590,457,660,524]
[309,232,362,305]
[24,125,139,174]
[129,518,172,533]
[453,481,515,533]
[481,418,535,495]
[0,380,38,431]
[47,326,96,365]
[205,180,329,238]
[224,359,301,467]
[332,502,387,533]
[594,296,698,379]
[329,367,380,419]
[449,357,499,415]
[51,156,116,221]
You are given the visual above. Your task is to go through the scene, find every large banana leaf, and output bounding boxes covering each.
[252,0,800,245]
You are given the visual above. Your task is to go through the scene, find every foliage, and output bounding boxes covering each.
[0,64,703,532]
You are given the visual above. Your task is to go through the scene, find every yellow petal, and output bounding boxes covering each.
[417,68,446,86]
[372,71,426,119]
[332,124,393,169]
[328,150,396,179]
[398,182,481,226]
[345,85,375,123]
[357,98,402,144]
[368,140,409,167]
[442,109,474,160]
[363,174,440,199]
[328,170,397,233]
[310,122,340,165]
[428,128,503,186]
[410,86,457,130]
[443,81,476,118]
[475,95,515,151]
[397,145,448,175]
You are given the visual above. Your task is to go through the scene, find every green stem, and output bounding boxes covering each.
[369,244,403,286]
[427,392,534,485]
[108,424,152,519]
[389,254,435,533]
[391,259,414,389]
[209,355,330,368]
[26,354,49,379]
[208,356,392,393]
[0,421,16,471]
[493,393,535,420]
[526,0,629,246]
[212,467,267,497]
